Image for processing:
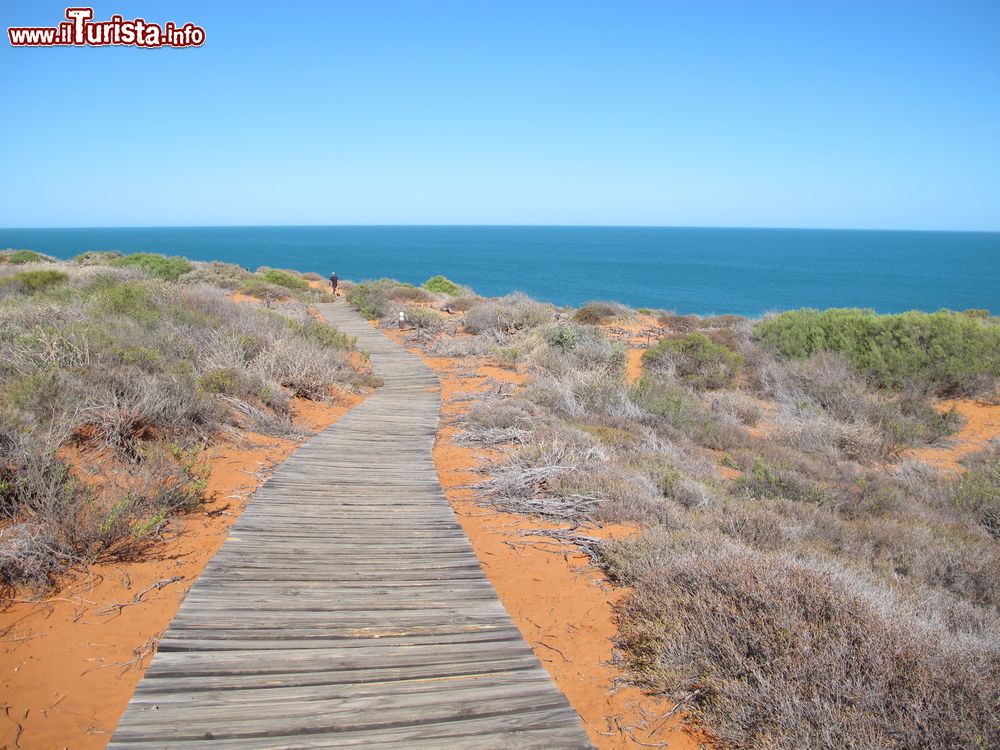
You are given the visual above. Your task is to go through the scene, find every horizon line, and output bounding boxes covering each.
[2,222,999,234]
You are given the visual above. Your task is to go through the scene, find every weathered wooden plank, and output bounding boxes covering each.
[109,303,591,748]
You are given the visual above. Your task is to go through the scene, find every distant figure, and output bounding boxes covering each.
[398,310,406,330]
[329,271,338,297]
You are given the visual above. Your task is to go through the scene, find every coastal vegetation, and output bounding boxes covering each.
[0,254,366,591]
[352,283,1000,749]
[2,253,997,747]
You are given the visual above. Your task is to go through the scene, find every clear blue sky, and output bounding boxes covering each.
[2,1,998,230]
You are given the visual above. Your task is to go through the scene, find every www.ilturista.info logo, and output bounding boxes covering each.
[8,7,205,48]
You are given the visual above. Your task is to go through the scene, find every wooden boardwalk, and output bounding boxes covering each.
[110,303,591,749]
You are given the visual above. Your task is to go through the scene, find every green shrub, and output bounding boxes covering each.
[757,308,1000,396]
[422,275,463,296]
[198,368,242,395]
[297,320,355,350]
[0,269,69,294]
[94,281,159,323]
[631,375,745,450]
[240,280,288,301]
[257,268,310,291]
[111,252,193,281]
[346,279,397,319]
[7,250,47,264]
[644,332,743,389]
[74,251,122,265]
[734,456,830,504]
[402,306,444,330]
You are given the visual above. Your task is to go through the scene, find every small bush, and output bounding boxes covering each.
[463,293,554,335]
[257,268,310,291]
[74,250,122,265]
[111,252,193,281]
[297,319,355,350]
[643,333,743,389]
[572,300,631,325]
[0,269,69,294]
[403,306,445,331]
[7,250,47,264]
[657,312,700,333]
[179,262,252,290]
[346,279,396,320]
[239,279,289,301]
[630,375,746,450]
[422,275,463,296]
[709,390,763,426]
[389,285,434,303]
[448,295,480,311]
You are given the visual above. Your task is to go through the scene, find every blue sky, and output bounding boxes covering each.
[1,1,998,230]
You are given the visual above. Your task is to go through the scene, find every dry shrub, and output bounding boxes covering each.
[602,541,1000,750]
[0,424,204,590]
[0,262,366,589]
[463,292,554,335]
[448,295,480,311]
[178,261,252,290]
[632,375,749,451]
[389,285,434,303]
[460,398,538,446]
[529,370,640,420]
[709,390,763,426]
[657,312,700,333]
[572,300,632,325]
[773,407,887,462]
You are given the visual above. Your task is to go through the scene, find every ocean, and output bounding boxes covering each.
[1,225,997,317]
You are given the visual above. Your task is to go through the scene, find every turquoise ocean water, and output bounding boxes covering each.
[0,226,997,317]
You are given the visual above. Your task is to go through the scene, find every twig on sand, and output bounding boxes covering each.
[94,576,184,619]
[534,639,570,662]
[83,631,163,675]
[649,689,702,735]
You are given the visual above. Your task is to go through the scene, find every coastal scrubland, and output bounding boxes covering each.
[0,251,369,592]
[348,276,1000,750]
[2,251,998,749]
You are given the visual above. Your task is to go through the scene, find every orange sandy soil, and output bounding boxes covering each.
[1,291,364,750]
[380,325,710,749]
[0,396,362,750]
[905,397,1000,471]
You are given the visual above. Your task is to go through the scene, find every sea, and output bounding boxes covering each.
[1,225,997,318]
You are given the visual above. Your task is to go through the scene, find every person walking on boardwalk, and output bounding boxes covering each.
[329,271,338,297]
